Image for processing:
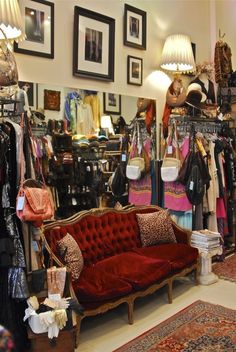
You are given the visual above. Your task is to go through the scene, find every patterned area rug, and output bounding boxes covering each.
[213,254,236,283]
[113,300,236,351]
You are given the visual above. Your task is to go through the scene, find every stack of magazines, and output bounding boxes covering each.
[191,229,221,250]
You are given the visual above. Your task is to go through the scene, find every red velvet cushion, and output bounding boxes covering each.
[73,266,132,303]
[132,244,198,272]
[94,252,171,290]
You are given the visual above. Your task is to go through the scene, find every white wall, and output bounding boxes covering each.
[15,0,213,128]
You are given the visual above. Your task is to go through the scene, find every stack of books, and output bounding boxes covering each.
[191,230,221,250]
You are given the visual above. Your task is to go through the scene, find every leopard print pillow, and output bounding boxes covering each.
[57,233,84,281]
[136,210,176,247]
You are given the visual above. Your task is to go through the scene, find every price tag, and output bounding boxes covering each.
[48,293,61,301]
[167,145,173,154]
[72,197,77,205]
[189,181,194,190]
[17,196,25,211]
[121,154,127,162]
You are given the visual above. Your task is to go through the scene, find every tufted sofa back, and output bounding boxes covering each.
[44,206,160,267]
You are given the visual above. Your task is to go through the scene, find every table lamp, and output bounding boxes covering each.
[0,0,25,42]
[160,34,195,75]
[101,115,113,137]
[0,0,25,98]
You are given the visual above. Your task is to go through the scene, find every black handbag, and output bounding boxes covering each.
[111,164,127,197]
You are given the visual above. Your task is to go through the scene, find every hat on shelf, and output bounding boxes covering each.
[186,83,207,110]
[32,107,45,121]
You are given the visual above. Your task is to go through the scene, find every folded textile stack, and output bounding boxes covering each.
[191,229,221,250]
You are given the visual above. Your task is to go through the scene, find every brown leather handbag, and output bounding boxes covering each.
[16,179,54,227]
[16,115,54,227]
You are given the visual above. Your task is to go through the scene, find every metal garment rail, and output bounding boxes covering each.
[169,115,229,134]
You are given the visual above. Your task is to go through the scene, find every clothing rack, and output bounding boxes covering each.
[31,125,47,137]
[0,98,20,117]
[169,115,228,134]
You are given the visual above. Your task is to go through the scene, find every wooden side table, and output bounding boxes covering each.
[196,246,223,285]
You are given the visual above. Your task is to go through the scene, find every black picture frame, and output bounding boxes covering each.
[127,55,143,86]
[14,0,54,59]
[103,93,121,115]
[124,4,146,50]
[18,81,37,107]
[73,6,115,82]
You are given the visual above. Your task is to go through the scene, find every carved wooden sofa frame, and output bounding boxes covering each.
[42,206,199,345]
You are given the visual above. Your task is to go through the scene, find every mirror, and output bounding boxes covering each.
[18,81,148,129]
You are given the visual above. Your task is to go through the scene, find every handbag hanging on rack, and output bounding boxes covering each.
[126,121,150,180]
[16,115,54,227]
[161,122,181,182]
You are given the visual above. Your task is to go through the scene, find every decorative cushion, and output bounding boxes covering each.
[136,210,176,247]
[73,265,132,303]
[132,243,198,272]
[95,252,171,290]
[57,233,84,281]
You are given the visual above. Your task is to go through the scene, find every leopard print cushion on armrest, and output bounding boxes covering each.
[57,233,84,281]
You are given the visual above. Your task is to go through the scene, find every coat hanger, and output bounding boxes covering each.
[218,29,226,44]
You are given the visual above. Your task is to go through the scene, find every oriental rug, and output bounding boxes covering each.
[213,254,236,283]
[113,300,236,351]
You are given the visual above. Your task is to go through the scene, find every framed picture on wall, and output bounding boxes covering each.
[44,89,61,111]
[73,6,115,81]
[14,0,54,58]
[127,55,143,86]
[103,93,121,115]
[124,4,146,50]
[18,81,37,107]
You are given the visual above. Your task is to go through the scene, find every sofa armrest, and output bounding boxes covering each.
[172,222,191,245]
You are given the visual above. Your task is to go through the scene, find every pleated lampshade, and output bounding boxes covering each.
[160,34,196,73]
[0,0,25,42]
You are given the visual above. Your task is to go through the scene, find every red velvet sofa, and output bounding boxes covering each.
[43,205,199,343]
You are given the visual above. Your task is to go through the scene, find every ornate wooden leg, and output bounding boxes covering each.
[194,266,199,285]
[75,315,82,348]
[127,300,134,324]
[167,280,173,304]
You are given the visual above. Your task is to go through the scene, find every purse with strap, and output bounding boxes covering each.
[126,123,141,180]
[16,115,54,227]
[161,123,181,182]
[127,121,150,178]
